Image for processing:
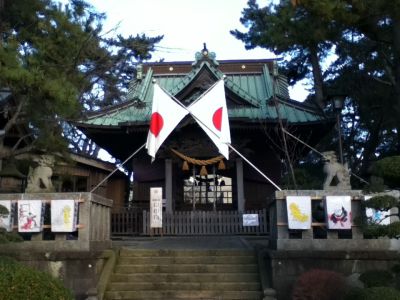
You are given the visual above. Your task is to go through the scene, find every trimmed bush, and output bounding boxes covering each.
[346,286,400,300]
[363,195,398,211]
[371,156,400,188]
[292,269,347,300]
[359,269,394,288]
[0,204,9,216]
[0,256,73,300]
[0,228,23,244]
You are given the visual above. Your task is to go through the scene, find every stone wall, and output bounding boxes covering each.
[267,250,400,300]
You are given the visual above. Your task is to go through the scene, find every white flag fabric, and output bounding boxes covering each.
[146,84,189,159]
[187,80,231,159]
[286,196,312,229]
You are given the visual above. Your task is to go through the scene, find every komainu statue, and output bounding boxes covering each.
[25,155,55,193]
[322,151,351,190]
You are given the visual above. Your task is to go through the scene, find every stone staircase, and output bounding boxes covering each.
[104,248,264,300]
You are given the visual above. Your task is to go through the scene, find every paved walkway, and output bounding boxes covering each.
[112,236,269,250]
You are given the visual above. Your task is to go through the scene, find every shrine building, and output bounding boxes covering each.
[77,47,333,221]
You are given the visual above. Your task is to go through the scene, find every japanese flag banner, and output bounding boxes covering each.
[188,80,231,159]
[146,84,188,159]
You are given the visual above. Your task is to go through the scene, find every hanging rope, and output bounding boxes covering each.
[170,148,224,166]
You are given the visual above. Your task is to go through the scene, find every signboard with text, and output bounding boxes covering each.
[243,214,259,226]
[150,187,163,228]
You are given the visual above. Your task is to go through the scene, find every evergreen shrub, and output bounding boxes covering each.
[0,229,23,243]
[346,286,400,300]
[359,269,394,288]
[0,256,73,300]
[371,156,400,188]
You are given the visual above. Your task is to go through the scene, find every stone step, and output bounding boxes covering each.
[119,249,255,257]
[114,263,258,273]
[118,255,257,265]
[110,272,260,283]
[106,249,263,300]
[105,290,263,300]
[107,281,261,291]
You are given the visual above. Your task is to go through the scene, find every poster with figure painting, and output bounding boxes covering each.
[18,200,43,232]
[0,201,13,232]
[364,195,391,225]
[51,200,77,232]
[325,196,352,229]
[286,196,312,229]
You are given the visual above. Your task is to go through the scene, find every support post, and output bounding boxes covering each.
[236,158,245,212]
[165,159,173,213]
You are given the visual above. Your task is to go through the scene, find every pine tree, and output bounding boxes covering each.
[0,0,162,160]
[231,0,342,109]
[233,0,400,184]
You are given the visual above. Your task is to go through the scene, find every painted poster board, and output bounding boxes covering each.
[325,196,352,229]
[364,195,391,225]
[0,201,13,232]
[243,214,259,226]
[18,200,43,232]
[286,196,312,229]
[51,200,78,232]
[150,187,163,228]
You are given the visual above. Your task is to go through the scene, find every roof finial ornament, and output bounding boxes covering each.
[202,43,208,56]
[193,43,218,67]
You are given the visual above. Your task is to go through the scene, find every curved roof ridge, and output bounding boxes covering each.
[164,61,261,107]
[135,68,153,102]
[168,61,222,96]
[273,95,325,116]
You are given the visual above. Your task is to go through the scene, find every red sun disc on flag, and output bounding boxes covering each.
[212,107,223,131]
[150,112,164,137]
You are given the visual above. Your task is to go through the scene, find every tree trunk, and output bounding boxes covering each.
[393,18,400,153]
[309,46,325,110]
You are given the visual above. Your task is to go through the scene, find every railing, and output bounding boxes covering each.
[111,207,143,236]
[111,209,268,236]
[143,209,268,235]
[0,192,113,252]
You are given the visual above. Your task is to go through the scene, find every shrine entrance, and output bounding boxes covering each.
[175,148,234,211]
[182,173,233,211]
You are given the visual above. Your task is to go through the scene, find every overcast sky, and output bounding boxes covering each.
[86,0,309,101]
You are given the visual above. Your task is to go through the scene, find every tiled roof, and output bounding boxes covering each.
[81,53,328,128]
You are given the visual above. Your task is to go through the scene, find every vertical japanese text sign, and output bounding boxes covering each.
[150,187,163,228]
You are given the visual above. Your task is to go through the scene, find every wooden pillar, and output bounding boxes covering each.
[165,159,173,213]
[236,158,245,212]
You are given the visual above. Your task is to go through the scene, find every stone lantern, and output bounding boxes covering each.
[0,160,26,193]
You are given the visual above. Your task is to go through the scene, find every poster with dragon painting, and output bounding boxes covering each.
[51,200,77,232]
[286,196,312,229]
[364,195,391,225]
[0,201,13,232]
[18,200,43,232]
[325,196,352,229]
